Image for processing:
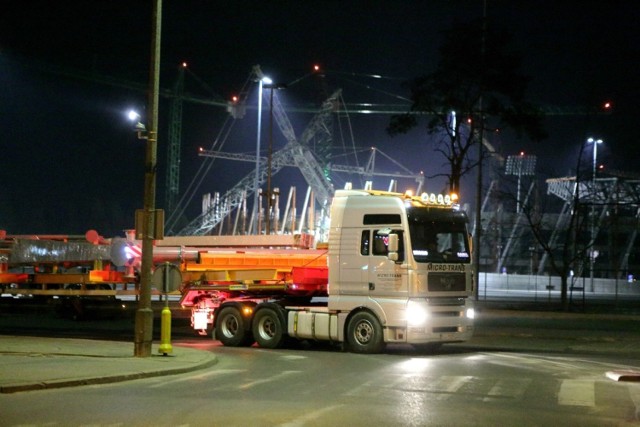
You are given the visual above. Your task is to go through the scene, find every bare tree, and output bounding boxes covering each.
[520,182,587,311]
[388,18,546,193]
[515,143,603,310]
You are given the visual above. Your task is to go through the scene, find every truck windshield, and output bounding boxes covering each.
[407,207,470,263]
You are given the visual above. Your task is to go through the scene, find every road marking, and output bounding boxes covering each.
[238,370,301,390]
[344,379,374,397]
[558,379,595,406]
[627,384,640,421]
[426,376,473,401]
[484,378,532,401]
[148,369,246,388]
[278,404,345,427]
[280,355,307,360]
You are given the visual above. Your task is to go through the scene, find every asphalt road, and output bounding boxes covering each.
[2,296,640,425]
[2,338,640,426]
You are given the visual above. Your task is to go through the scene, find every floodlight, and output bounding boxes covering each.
[128,110,141,122]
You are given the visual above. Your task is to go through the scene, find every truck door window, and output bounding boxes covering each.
[372,230,404,261]
[363,214,401,225]
[360,230,370,255]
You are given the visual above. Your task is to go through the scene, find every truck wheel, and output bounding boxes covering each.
[252,308,286,349]
[347,311,385,354]
[215,306,254,347]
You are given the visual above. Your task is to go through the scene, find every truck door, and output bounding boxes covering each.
[336,229,370,296]
[366,229,408,298]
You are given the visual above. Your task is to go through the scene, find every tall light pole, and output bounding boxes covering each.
[263,82,286,234]
[252,76,271,234]
[588,137,603,292]
[505,152,537,213]
[473,0,487,301]
[134,0,162,357]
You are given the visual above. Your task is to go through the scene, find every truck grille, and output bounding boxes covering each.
[428,273,466,292]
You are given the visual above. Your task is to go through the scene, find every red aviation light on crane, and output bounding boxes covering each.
[181,62,188,68]
[227,94,246,118]
[313,64,321,72]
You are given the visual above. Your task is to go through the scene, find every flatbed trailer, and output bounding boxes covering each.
[178,249,329,335]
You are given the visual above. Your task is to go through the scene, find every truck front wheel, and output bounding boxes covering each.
[252,308,286,349]
[347,311,385,354]
[215,306,254,347]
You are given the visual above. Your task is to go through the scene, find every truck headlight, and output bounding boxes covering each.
[407,300,429,326]
[466,308,475,320]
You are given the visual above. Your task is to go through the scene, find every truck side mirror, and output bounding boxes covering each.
[387,233,399,261]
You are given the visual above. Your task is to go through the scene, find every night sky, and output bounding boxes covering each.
[1,1,638,236]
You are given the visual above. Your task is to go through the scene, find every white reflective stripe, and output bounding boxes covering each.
[427,376,473,401]
[239,370,301,390]
[627,383,640,416]
[558,379,595,406]
[485,378,532,401]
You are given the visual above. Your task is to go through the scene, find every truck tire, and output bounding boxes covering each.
[215,306,254,347]
[252,307,286,349]
[346,311,385,354]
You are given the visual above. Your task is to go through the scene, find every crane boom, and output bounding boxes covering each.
[177,66,342,236]
[178,142,299,236]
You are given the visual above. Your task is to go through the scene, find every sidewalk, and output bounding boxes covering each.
[2,308,640,394]
[0,336,217,394]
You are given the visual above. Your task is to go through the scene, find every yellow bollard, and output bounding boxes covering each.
[158,302,173,355]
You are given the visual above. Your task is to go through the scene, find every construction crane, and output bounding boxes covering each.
[165,63,187,218]
[179,64,430,237]
[253,65,335,208]
[176,66,340,236]
[199,147,425,193]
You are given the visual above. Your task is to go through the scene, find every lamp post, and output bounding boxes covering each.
[263,82,287,234]
[252,76,272,234]
[587,137,603,292]
[134,0,162,357]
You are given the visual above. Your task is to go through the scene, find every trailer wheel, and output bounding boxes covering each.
[346,311,385,354]
[252,308,286,349]
[215,306,254,347]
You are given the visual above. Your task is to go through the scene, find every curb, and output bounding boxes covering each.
[0,354,218,394]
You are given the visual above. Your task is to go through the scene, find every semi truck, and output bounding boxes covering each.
[0,189,475,353]
[175,189,475,353]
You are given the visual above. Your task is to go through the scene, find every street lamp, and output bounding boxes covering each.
[128,110,148,139]
[252,76,272,234]
[588,137,602,181]
[263,82,287,234]
[587,137,603,293]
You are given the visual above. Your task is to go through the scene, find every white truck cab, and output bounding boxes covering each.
[288,190,475,353]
